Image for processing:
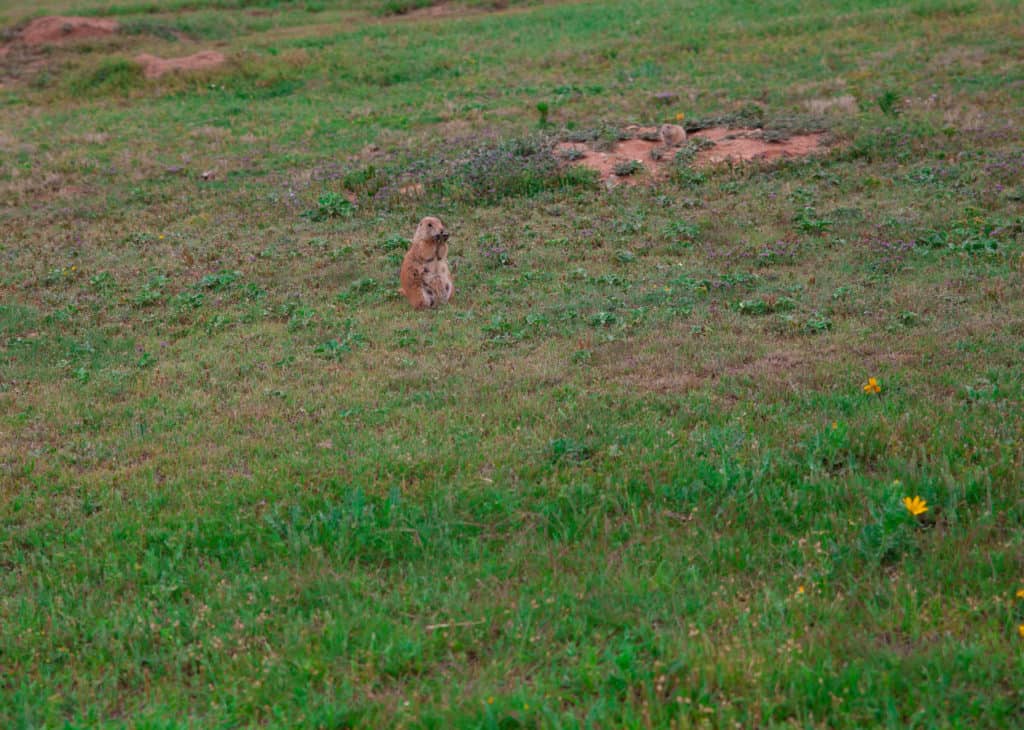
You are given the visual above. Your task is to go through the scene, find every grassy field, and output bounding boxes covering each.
[2,0,1024,727]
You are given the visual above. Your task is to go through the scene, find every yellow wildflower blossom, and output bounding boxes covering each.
[902,496,928,516]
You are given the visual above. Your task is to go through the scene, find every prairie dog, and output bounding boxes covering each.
[659,123,687,147]
[399,216,453,310]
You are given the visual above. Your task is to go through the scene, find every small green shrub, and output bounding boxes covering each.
[302,192,354,221]
[436,135,597,205]
[613,160,643,177]
[314,321,366,359]
[67,59,144,96]
[195,270,240,291]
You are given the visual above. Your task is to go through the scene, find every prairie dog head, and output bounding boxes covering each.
[413,216,450,247]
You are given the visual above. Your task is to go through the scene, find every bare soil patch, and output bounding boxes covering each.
[558,126,826,186]
[135,51,227,79]
[19,16,119,45]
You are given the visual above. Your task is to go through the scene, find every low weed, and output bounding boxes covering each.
[302,192,354,221]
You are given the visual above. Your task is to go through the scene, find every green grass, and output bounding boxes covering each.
[2,0,1024,727]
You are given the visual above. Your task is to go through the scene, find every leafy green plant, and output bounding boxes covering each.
[876,89,901,117]
[242,283,267,301]
[172,291,205,310]
[66,58,144,96]
[437,135,596,205]
[132,274,168,307]
[314,321,367,359]
[302,192,354,221]
[663,220,700,245]
[196,270,241,291]
[536,101,550,126]
[613,159,643,176]
[793,206,832,234]
[89,272,116,295]
[286,305,317,331]
[549,437,591,463]
[381,234,409,253]
[803,313,833,334]
[671,162,707,186]
[342,165,386,198]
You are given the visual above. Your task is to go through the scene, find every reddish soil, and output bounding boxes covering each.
[557,126,826,186]
[135,51,227,79]
[19,16,119,45]
[694,126,823,164]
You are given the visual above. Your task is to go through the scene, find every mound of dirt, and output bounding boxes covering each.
[20,16,119,45]
[135,51,227,79]
[557,126,826,186]
[694,126,824,164]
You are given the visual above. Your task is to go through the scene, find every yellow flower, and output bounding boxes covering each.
[1019,624,1024,639]
[486,697,495,705]
[796,585,805,595]
[831,421,838,430]
[675,112,685,121]
[863,377,881,394]
[902,496,928,516]
[1016,589,1024,599]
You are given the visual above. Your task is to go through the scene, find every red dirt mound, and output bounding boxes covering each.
[135,51,227,79]
[557,126,826,186]
[20,16,119,45]
[693,126,823,165]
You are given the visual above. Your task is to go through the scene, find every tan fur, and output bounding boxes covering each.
[399,216,453,310]
[659,123,687,147]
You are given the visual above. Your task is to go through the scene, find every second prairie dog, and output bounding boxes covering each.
[399,216,453,310]
[659,123,687,147]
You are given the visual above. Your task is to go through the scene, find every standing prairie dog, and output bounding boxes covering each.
[659,123,687,147]
[399,216,453,310]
